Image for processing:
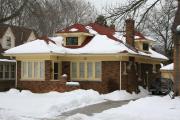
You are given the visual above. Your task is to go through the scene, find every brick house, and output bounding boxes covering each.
[0,24,36,91]
[4,19,168,93]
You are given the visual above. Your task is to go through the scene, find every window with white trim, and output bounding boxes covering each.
[71,61,101,81]
[0,63,16,80]
[53,62,61,80]
[21,61,45,80]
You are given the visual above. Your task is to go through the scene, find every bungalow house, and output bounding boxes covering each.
[0,24,36,91]
[4,19,168,93]
[160,63,174,80]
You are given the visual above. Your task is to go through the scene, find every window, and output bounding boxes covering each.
[21,61,44,80]
[71,61,101,81]
[53,62,59,80]
[87,62,93,79]
[79,62,85,78]
[11,64,15,78]
[66,37,78,45]
[0,64,3,79]
[6,36,11,48]
[71,62,77,78]
[95,62,101,79]
[5,64,9,79]
[143,43,149,51]
[0,63,15,80]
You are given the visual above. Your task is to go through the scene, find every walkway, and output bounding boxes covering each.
[51,100,130,120]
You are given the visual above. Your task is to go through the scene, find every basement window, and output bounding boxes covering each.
[66,37,78,45]
[143,43,149,51]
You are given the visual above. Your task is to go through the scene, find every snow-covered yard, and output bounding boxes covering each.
[0,87,148,120]
[67,96,180,120]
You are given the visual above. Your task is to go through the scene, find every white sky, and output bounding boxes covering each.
[86,0,127,14]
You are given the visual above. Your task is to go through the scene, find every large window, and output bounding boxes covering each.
[0,63,16,80]
[143,43,149,51]
[21,61,44,80]
[71,61,101,81]
[66,37,78,45]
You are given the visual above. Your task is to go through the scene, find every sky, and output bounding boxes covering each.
[86,0,126,14]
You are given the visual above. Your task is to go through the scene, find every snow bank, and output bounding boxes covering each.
[103,86,149,101]
[68,96,180,120]
[0,89,104,119]
[0,87,149,120]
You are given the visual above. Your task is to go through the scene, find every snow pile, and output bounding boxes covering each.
[0,59,16,62]
[103,86,149,101]
[67,96,180,120]
[161,63,174,71]
[0,89,104,119]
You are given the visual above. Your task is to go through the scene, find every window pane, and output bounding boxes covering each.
[87,62,93,79]
[79,62,85,78]
[34,62,38,78]
[0,64,3,79]
[66,37,78,45]
[143,43,149,51]
[28,62,32,78]
[11,64,15,78]
[95,62,101,79]
[22,62,27,78]
[5,64,9,79]
[40,62,44,78]
[71,62,77,78]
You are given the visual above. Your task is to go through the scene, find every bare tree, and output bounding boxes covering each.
[145,0,176,60]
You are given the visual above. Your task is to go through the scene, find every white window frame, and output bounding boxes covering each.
[70,61,102,81]
[21,61,45,80]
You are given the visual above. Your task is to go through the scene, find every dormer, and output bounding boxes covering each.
[56,24,92,47]
[134,32,155,52]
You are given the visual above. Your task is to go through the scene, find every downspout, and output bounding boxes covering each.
[15,61,17,88]
[120,61,122,90]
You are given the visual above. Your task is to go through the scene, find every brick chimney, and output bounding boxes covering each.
[125,19,135,46]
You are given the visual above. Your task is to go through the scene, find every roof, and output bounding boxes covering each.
[4,23,168,61]
[160,63,174,71]
[0,59,16,62]
[56,24,89,33]
[0,24,37,46]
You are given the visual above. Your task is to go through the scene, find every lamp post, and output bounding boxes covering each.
[174,25,180,96]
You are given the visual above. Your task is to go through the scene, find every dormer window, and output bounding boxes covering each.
[143,43,149,51]
[66,37,78,46]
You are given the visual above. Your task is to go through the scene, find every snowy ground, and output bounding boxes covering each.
[0,87,148,120]
[67,96,180,120]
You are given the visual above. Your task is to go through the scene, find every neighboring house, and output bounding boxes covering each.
[160,63,174,81]
[0,24,37,91]
[4,19,168,93]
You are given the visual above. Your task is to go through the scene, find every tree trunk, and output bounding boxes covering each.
[172,0,180,96]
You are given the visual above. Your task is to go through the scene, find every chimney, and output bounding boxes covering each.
[125,19,135,46]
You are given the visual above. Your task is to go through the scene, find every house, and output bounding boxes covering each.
[0,24,37,91]
[4,19,168,93]
[160,63,174,80]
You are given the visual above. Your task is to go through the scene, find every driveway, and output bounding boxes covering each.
[50,100,130,120]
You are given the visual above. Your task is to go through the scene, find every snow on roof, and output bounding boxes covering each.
[4,23,168,61]
[0,59,16,62]
[160,63,174,71]
[69,28,78,32]
[5,38,66,54]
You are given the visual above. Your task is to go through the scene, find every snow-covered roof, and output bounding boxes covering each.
[160,63,174,71]
[0,59,16,62]
[4,23,168,61]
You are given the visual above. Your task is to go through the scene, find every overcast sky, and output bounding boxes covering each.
[86,0,126,14]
